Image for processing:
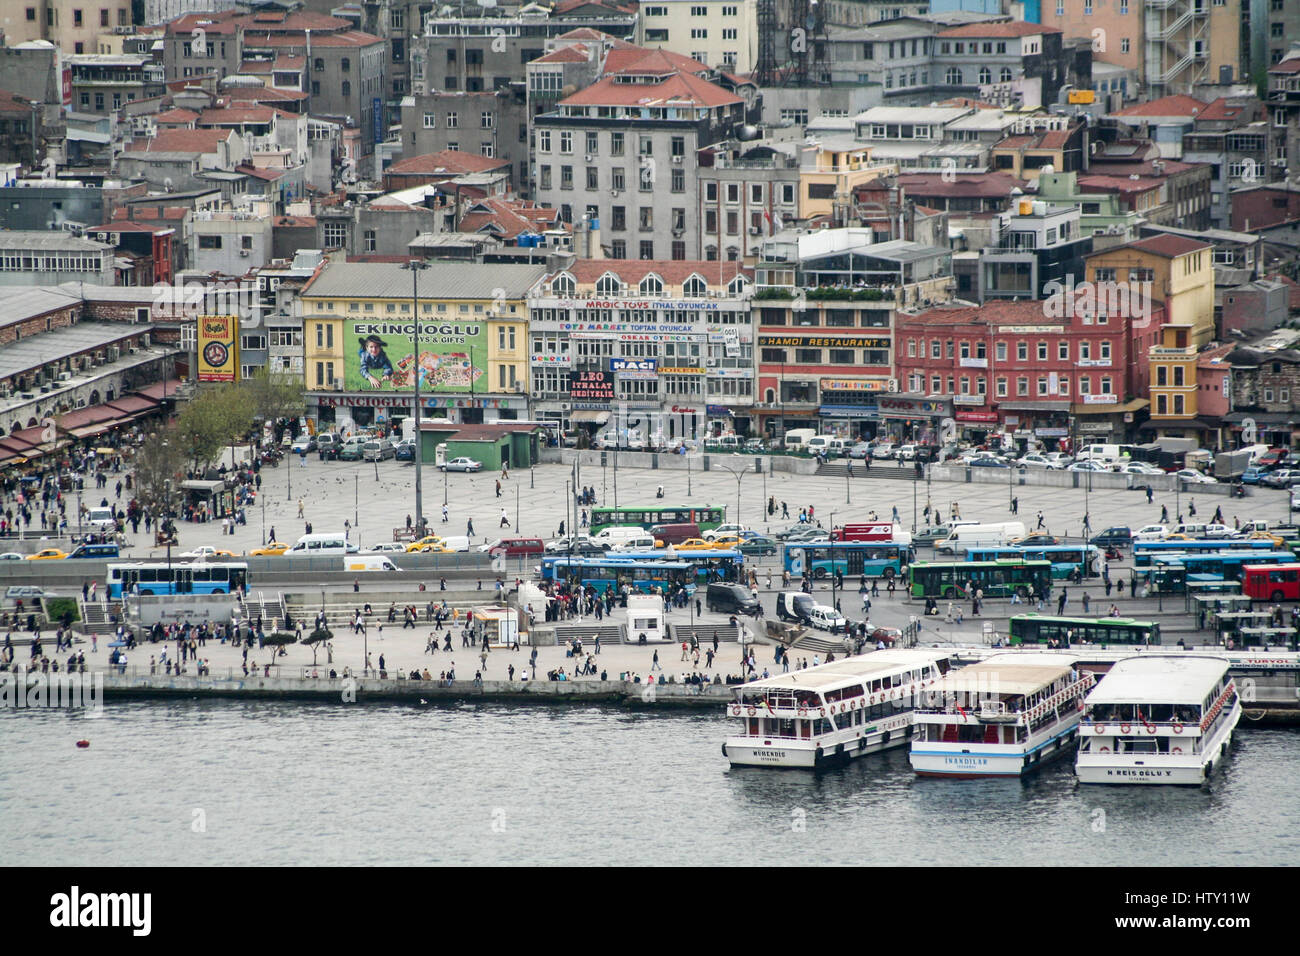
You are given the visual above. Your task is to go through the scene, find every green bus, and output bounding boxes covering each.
[589,504,726,534]
[907,559,1052,599]
[1009,614,1162,647]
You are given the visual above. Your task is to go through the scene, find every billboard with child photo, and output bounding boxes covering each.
[344,320,487,393]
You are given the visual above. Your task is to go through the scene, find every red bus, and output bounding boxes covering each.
[830,522,895,542]
[1241,563,1300,601]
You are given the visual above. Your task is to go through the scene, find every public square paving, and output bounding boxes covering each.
[41,453,1292,684]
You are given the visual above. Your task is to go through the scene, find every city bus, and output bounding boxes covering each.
[966,544,1102,579]
[107,561,249,598]
[906,559,1052,599]
[783,541,914,580]
[539,556,699,595]
[1143,551,1296,594]
[589,505,726,534]
[1008,614,1162,647]
[592,548,746,582]
[1133,538,1278,567]
[1240,563,1300,602]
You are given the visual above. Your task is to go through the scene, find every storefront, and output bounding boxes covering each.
[874,395,952,444]
[311,393,528,436]
[997,400,1072,451]
[1073,397,1149,446]
[818,378,887,439]
[1223,412,1300,450]
[954,409,1001,444]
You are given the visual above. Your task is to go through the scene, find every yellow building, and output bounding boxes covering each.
[1084,233,1214,348]
[1146,327,1234,441]
[799,142,897,222]
[298,257,547,433]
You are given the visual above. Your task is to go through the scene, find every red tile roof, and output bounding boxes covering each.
[555,0,635,13]
[234,163,286,181]
[603,47,708,76]
[533,45,591,64]
[0,88,35,111]
[901,301,1060,327]
[1268,56,1300,74]
[274,215,317,227]
[459,197,564,240]
[937,21,1061,37]
[301,30,384,47]
[197,105,291,124]
[560,70,739,108]
[125,128,234,154]
[1076,174,1163,196]
[223,86,310,103]
[386,150,510,176]
[1197,97,1249,122]
[153,108,199,125]
[1124,234,1212,258]
[896,171,1021,198]
[1110,94,1207,118]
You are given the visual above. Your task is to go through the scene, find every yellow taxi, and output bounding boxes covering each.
[405,535,445,553]
[250,541,290,556]
[26,548,68,560]
[674,538,716,552]
[415,542,454,554]
[711,534,746,550]
[1246,530,1286,547]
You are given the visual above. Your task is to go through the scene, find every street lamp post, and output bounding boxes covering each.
[354,474,358,531]
[402,260,428,531]
[829,510,837,614]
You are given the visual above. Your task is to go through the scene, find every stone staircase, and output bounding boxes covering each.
[553,623,627,646]
[667,622,744,644]
[816,460,923,481]
[78,600,121,635]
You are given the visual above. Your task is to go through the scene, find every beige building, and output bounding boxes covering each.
[3,1,132,55]
[1039,0,1241,98]
[1084,233,1215,348]
[636,0,758,73]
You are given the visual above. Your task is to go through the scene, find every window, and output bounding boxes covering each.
[587,167,598,190]
[1058,342,1069,361]
[560,131,572,153]
[481,112,494,128]
[341,81,351,97]
[931,340,941,359]
[1037,342,1047,361]
[979,67,991,84]
[996,377,1008,397]
[996,342,1007,361]
[1094,267,1116,282]
[1173,394,1184,415]
[611,239,627,259]
[539,165,552,190]
[640,241,655,260]
[447,112,459,129]
[946,67,962,85]
[671,168,685,192]
[611,132,624,156]
[612,168,625,191]
[1037,376,1049,396]
[1121,38,1130,54]
[1018,376,1028,396]
[423,112,437,129]
[561,165,573,189]
[538,130,550,152]
[1000,67,1013,82]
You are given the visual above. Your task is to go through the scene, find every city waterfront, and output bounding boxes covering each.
[2,700,1296,866]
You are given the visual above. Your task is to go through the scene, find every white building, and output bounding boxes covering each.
[635,0,758,73]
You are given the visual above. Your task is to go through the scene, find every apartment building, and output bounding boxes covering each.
[636,0,759,73]
[5,0,132,54]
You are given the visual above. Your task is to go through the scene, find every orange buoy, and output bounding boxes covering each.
[76,740,90,748]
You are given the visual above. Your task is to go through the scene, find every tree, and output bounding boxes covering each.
[303,627,333,665]
[174,384,255,471]
[242,367,305,444]
[132,429,187,518]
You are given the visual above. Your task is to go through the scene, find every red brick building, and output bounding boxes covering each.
[895,297,1167,448]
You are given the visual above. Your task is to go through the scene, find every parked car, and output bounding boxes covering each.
[545,535,601,554]
[363,439,395,462]
[338,439,364,462]
[1018,454,1062,469]
[1010,533,1061,547]
[26,548,68,560]
[1257,448,1290,468]
[1119,461,1164,476]
[895,444,919,461]
[846,441,873,460]
[870,443,896,460]
[179,546,236,559]
[441,457,483,473]
[673,538,718,552]
[0,552,24,561]
[365,542,409,554]
[737,534,778,556]
[1132,525,1169,542]
[807,605,847,631]
[1068,460,1107,472]
[393,438,417,461]
[783,527,829,543]
[1174,468,1219,485]
[1042,452,1073,467]
[405,535,447,553]
[1261,469,1299,488]
[743,438,766,453]
[868,626,902,647]
[317,434,341,461]
[702,523,748,541]
[1240,465,1268,485]
[290,436,317,454]
[970,457,1010,468]
[1088,527,1133,547]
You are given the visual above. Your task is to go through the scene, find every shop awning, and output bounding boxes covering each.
[106,394,160,416]
[1071,398,1150,415]
[1137,417,1222,432]
[570,410,611,424]
[1223,411,1298,425]
[69,423,118,439]
[134,378,182,402]
[58,405,121,431]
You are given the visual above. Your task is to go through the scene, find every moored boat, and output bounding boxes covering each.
[910,653,1094,778]
[722,649,957,768]
[1076,655,1241,785]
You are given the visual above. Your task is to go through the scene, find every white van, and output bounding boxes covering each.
[808,605,847,631]
[805,434,838,456]
[593,526,653,548]
[1076,443,1128,464]
[784,428,817,450]
[937,521,1027,555]
[434,535,471,553]
[609,532,657,552]
[344,555,398,572]
[289,532,349,555]
[84,507,116,531]
[1240,444,1270,464]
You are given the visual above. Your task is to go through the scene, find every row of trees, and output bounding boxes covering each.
[132,370,305,518]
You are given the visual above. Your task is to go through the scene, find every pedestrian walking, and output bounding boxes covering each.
[499,508,510,528]
[495,480,502,498]
[1011,496,1019,515]
[297,498,304,518]
[1036,511,1045,530]
[467,518,475,537]
[442,504,449,523]
[1058,587,1068,615]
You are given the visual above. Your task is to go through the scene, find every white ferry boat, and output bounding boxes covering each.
[1076,656,1241,785]
[910,653,1094,778]
[722,649,957,769]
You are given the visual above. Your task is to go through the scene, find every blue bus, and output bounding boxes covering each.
[1143,551,1296,594]
[107,561,249,597]
[782,541,913,580]
[539,556,700,595]
[966,544,1102,579]
[585,548,746,581]
[1134,538,1278,567]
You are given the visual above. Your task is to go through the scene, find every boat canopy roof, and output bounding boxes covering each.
[1086,655,1230,705]
[741,649,952,694]
[933,653,1075,697]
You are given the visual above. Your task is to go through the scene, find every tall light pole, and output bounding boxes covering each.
[402,260,428,532]
[717,457,747,529]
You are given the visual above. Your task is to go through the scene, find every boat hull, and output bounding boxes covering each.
[1076,712,1239,786]
[725,717,913,768]
[911,723,1080,778]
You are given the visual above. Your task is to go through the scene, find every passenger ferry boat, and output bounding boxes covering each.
[722,649,957,769]
[1076,656,1241,786]
[910,653,1094,778]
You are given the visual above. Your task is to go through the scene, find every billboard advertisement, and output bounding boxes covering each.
[570,370,614,409]
[197,314,238,382]
[346,320,486,393]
